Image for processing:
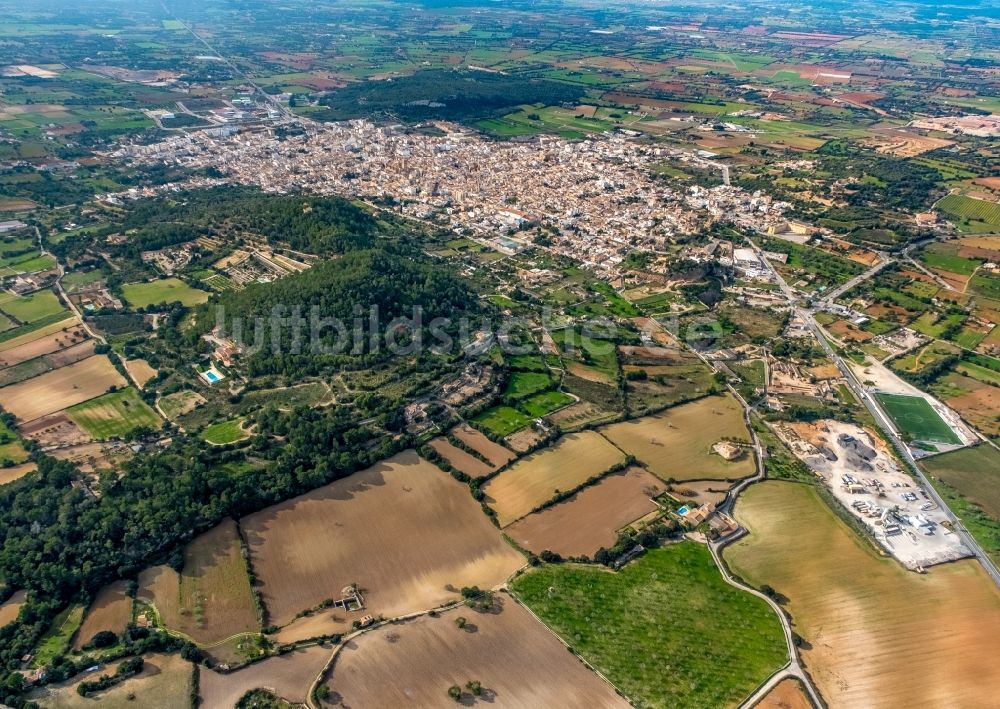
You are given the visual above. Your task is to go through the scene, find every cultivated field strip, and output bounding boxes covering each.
[482,430,627,527]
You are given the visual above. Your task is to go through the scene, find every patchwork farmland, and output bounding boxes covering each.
[241,450,523,641]
[198,645,330,709]
[727,481,1000,708]
[137,518,259,650]
[600,394,754,481]
[321,599,628,708]
[506,466,664,557]
[28,653,194,709]
[482,430,627,527]
[451,423,516,466]
[73,580,133,650]
[0,355,126,422]
[513,544,787,708]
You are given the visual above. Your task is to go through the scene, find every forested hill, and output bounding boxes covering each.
[315,69,588,123]
[211,245,486,376]
[117,187,386,255]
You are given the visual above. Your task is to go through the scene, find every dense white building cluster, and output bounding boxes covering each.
[113,120,790,274]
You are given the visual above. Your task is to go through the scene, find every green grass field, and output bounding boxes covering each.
[921,248,981,276]
[0,289,65,323]
[472,405,533,437]
[202,418,249,445]
[67,387,162,439]
[922,446,1000,565]
[519,390,574,417]
[922,446,1000,520]
[512,544,786,708]
[31,604,84,668]
[873,393,961,444]
[504,371,552,399]
[122,278,210,308]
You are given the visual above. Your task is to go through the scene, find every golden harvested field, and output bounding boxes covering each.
[138,518,258,646]
[0,327,88,369]
[600,395,754,481]
[505,467,663,557]
[199,645,331,709]
[73,580,132,649]
[957,235,1000,251]
[242,450,524,636]
[482,431,627,527]
[429,437,494,478]
[0,355,126,422]
[0,461,36,486]
[126,358,158,387]
[322,599,627,709]
[0,315,78,354]
[45,340,95,368]
[0,589,26,627]
[727,481,1000,708]
[452,424,516,467]
[755,678,812,709]
[30,653,193,709]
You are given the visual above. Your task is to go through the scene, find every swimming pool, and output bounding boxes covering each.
[203,370,221,383]
[677,505,690,515]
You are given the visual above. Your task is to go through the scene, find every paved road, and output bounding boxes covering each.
[159,2,301,124]
[749,239,1000,589]
[710,532,824,709]
[810,320,1000,587]
[36,226,142,390]
[821,256,889,302]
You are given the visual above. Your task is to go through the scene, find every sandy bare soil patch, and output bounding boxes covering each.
[0,355,126,422]
[672,479,732,507]
[30,653,193,709]
[429,437,494,478]
[727,481,1000,709]
[322,598,627,709]
[126,358,158,387]
[934,269,971,291]
[0,462,36,486]
[868,133,954,157]
[73,580,132,649]
[199,644,331,709]
[947,387,1000,439]
[755,677,812,709]
[158,390,207,420]
[504,426,546,452]
[483,431,626,527]
[242,451,524,637]
[600,395,754,482]
[957,235,1000,251]
[0,589,27,627]
[452,424,515,466]
[808,363,842,380]
[0,324,86,366]
[138,518,258,646]
[18,412,91,447]
[549,400,611,429]
[48,442,121,474]
[506,467,662,557]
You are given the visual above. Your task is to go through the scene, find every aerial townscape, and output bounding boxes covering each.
[1,1,1000,708]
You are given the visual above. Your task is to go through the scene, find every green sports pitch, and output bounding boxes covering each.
[874,393,961,445]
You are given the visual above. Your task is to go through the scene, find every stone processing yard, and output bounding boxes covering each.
[774,419,971,570]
